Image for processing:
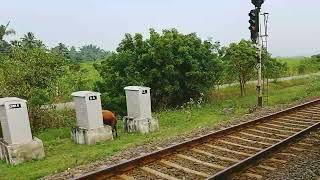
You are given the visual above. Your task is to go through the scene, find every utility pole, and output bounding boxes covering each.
[249,0,265,108]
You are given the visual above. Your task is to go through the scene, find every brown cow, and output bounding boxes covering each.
[102,110,118,138]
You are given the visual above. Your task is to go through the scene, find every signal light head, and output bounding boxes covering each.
[251,0,265,8]
[249,26,256,31]
[249,19,256,24]
[249,8,260,43]
[249,10,257,17]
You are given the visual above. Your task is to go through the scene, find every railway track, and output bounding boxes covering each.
[75,99,320,180]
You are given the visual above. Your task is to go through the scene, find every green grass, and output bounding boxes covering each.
[80,61,101,86]
[277,57,312,76]
[1,77,320,179]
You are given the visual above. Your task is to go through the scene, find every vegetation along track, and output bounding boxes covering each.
[74,99,320,180]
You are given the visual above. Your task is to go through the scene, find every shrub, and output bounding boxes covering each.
[29,108,76,132]
[0,47,65,102]
[0,46,69,132]
[95,29,223,114]
[297,58,320,75]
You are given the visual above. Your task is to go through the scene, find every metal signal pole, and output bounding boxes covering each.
[257,29,263,107]
[249,0,265,108]
[261,12,270,105]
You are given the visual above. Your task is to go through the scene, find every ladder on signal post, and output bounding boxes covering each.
[260,12,269,106]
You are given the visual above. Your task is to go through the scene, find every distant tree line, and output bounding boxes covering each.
[312,54,320,59]
[52,43,111,62]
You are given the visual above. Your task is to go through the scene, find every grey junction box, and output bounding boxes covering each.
[71,91,104,129]
[0,97,33,145]
[71,91,113,145]
[124,86,152,119]
[0,97,45,165]
[124,86,159,134]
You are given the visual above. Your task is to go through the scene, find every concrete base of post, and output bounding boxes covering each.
[71,126,113,145]
[0,137,45,165]
[124,117,159,134]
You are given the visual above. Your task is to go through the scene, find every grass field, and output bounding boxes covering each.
[1,76,320,179]
[277,57,311,76]
[80,61,101,87]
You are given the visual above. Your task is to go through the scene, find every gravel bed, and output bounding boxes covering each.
[196,145,248,164]
[243,129,287,140]
[267,148,320,179]
[208,141,260,155]
[166,156,216,175]
[179,150,232,167]
[147,162,203,180]
[232,132,279,144]
[44,97,319,179]
[219,136,269,149]
[266,122,305,131]
[258,160,281,169]
[268,120,309,129]
[254,126,294,136]
[126,168,164,180]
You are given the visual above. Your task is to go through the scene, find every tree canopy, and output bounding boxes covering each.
[222,40,257,96]
[95,28,223,114]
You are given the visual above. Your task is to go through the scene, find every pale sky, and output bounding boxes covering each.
[1,0,319,57]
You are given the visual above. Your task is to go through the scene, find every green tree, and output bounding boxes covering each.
[0,22,15,54]
[79,44,109,61]
[263,51,288,80]
[95,28,222,114]
[0,22,15,41]
[297,57,320,75]
[0,46,65,105]
[311,53,320,59]
[21,32,44,49]
[51,43,71,60]
[69,46,81,61]
[223,40,256,96]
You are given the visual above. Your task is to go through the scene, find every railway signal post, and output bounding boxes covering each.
[249,0,265,107]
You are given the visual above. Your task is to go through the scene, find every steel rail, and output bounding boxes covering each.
[73,98,320,180]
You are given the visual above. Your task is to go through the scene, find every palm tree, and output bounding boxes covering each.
[21,32,35,46]
[21,32,43,48]
[0,21,15,41]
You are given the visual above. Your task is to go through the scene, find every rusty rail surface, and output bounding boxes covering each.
[74,98,320,180]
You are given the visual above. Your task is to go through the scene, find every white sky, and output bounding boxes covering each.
[1,0,319,57]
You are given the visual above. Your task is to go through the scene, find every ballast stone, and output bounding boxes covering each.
[0,137,45,165]
[71,126,113,145]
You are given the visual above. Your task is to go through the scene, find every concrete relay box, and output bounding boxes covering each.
[124,86,152,119]
[71,91,103,130]
[124,86,158,134]
[0,97,33,145]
